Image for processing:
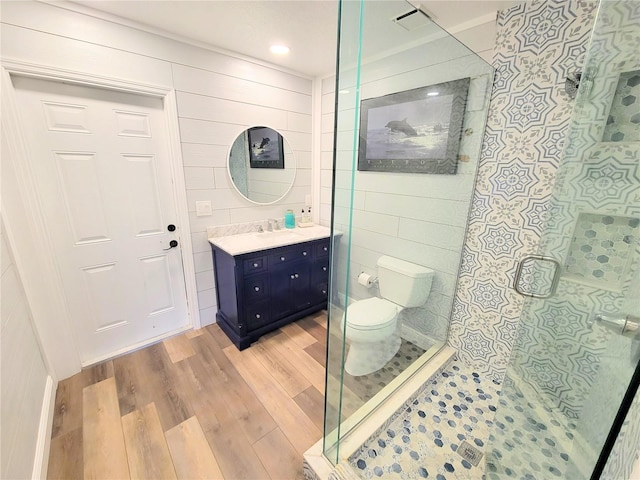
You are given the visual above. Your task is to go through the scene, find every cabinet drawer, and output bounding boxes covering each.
[315,241,330,258]
[243,256,267,275]
[312,281,329,302]
[313,259,329,278]
[244,302,271,331]
[269,245,312,266]
[243,275,269,302]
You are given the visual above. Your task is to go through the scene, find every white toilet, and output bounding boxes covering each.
[342,255,435,376]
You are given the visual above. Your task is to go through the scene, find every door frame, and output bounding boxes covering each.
[1,59,200,378]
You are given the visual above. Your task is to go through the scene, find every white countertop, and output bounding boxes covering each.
[208,224,331,256]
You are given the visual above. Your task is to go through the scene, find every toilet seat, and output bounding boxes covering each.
[345,297,398,331]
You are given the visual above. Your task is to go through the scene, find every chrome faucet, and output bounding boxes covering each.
[268,219,278,231]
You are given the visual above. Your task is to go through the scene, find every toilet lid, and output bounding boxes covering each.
[345,297,398,330]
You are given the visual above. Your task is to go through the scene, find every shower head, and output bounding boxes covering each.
[565,71,582,99]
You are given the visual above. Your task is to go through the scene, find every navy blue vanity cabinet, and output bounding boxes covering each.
[211,237,330,350]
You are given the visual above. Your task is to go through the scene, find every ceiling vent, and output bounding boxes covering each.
[392,6,433,31]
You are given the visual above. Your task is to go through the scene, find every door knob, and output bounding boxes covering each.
[167,224,176,232]
[595,313,640,339]
[163,240,178,250]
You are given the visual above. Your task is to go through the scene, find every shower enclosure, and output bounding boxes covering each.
[321,0,639,478]
[322,0,494,463]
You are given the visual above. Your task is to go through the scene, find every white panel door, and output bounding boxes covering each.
[12,76,190,364]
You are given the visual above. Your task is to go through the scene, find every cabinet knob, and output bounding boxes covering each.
[290,274,295,279]
[280,256,286,261]
[302,251,307,256]
[323,246,328,251]
[322,266,327,271]
[295,273,299,278]
[322,290,327,295]
[253,262,259,268]
[255,313,261,319]
[254,286,260,292]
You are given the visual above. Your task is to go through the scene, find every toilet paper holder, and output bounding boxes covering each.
[358,272,378,288]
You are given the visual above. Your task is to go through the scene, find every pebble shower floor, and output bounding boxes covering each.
[348,358,576,479]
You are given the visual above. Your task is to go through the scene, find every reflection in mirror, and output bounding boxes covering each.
[228,126,296,204]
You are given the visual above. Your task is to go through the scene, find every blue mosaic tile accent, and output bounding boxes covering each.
[565,212,639,288]
[603,70,640,143]
[349,359,579,479]
[349,359,501,479]
[486,377,574,480]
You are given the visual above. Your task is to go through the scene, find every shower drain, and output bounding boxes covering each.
[457,440,483,466]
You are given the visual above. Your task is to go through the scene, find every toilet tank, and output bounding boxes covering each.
[377,256,435,308]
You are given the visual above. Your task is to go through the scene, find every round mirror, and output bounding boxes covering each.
[228,126,296,205]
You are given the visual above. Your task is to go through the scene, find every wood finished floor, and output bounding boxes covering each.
[47,312,328,480]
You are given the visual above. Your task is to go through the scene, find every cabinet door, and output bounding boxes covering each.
[270,260,311,319]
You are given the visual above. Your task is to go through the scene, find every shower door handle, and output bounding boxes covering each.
[513,255,561,299]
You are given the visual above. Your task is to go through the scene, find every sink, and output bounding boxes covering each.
[254,230,301,240]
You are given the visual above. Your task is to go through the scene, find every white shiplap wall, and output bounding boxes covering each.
[1,221,50,479]
[1,1,312,331]
[320,22,496,342]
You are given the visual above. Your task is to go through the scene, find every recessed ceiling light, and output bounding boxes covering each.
[270,45,290,55]
[427,91,439,96]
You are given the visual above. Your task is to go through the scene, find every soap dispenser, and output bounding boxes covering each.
[284,209,296,229]
[299,206,313,227]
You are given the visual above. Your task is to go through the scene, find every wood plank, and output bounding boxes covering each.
[251,334,312,397]
[280,321,317,349]
[163,334,196,363]
[51,374,84,439]
[121,403,177,480]
[51,361,115,439]
[312,311,328,328]
[304,341,327,368]
[205,323,233,349]
[263,332,325,394]
[83,377,129,480]
[165,417,224,480]
[83,361,114,385]
[114,344,194,432]
[253,428,303,480]
[172,342,273,480]
[184,329,203,339]
[113,348,146,418]
[224,345,322,454]
[190,331,277,444]
[47,428,82,480]
[293,386,325,431]
[297,317,328,345]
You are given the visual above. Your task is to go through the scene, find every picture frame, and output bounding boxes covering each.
[248,126,285,169]
[357,78,470,174]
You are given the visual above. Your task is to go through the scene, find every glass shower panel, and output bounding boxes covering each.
[324,0,494,462]
[485,1,640,478]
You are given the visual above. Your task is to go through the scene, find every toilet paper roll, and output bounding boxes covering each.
[358,272,374,288]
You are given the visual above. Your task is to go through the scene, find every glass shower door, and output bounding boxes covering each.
[486,1,640,478]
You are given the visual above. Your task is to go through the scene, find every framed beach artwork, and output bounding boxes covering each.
[248,126,285,169]
[357,78,470,174]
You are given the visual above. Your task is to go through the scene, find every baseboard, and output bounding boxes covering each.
[32,375,56,479]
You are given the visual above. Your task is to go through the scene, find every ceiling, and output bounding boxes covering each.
[69,0,516,77]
